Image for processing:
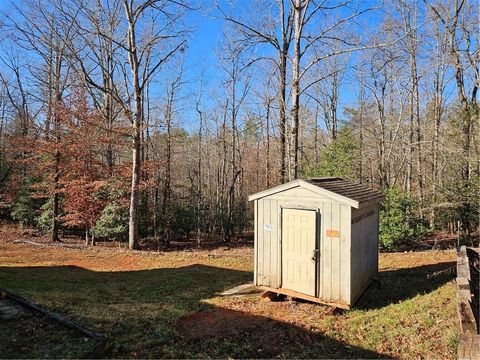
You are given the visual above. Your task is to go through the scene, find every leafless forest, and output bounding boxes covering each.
[0,0,478,250]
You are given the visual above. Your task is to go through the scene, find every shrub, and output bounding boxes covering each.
[36,199,54,233]
[380,187,430,251]
[301,126,358,179]
[11,178,41,227]
[91,201,129,240]
[170,203,197,239]
[11,186,36,226]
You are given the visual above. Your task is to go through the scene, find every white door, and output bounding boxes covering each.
[281,208,317,296]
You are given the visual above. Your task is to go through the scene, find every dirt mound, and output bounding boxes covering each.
[176,308,315,357]
[177,308,273,338]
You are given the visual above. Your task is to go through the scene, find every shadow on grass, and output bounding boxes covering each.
[356,261,456,310]
[0,264,390,359]
[172,307,391,359]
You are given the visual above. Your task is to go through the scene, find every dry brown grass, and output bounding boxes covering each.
[0,227,457,358]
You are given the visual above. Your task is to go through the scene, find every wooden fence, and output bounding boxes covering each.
[456,246,479,360]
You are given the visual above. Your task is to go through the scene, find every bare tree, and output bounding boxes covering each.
[288,0,379,179]
[217,29,252,241]
[220,0,293,182]
[62,0,189,249]
[399,0,424,214]
[4,0,78,242]
[426,11,448,225]
[162,65,184,246]
[426,0,479,234]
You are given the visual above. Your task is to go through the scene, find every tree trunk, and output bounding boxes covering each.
[290,0,302,180]
[357,86,364,182]
[197,110,202,247]
[407,50,414,195]
[265,98,271,187]
[153,184,159,239]
[279,53,288,183]
[129,127,141,250]
[125,0,143,250]
[51,149,60,243]
[51,86,62,243]
[163,99,172,247]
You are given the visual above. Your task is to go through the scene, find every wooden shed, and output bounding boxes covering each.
[248,177,383,309]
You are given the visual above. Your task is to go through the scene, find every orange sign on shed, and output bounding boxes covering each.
[326,229,340,238]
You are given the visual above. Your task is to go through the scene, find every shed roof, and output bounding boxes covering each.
[248,177,383,209]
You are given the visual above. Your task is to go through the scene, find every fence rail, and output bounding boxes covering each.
[456,246,480,360]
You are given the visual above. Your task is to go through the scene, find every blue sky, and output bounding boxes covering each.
[0,0,421,133]
[178,0,376,131]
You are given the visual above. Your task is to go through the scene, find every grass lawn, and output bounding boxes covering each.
[0,232,458,358]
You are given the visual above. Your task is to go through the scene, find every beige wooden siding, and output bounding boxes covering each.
[255,198,280,287]
[350,204,379,304]
[254,187,352,304]
[254,200,257,284]
[318,202,351,303]
[340,204,351,302]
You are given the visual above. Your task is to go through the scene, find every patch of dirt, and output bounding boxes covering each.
[176,308,314,357]
[177,308,262,338]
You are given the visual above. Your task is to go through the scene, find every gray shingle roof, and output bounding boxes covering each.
[304,177,383,205]
[248,177,383,208]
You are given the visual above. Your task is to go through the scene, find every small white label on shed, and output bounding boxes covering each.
[264,224,274,231]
